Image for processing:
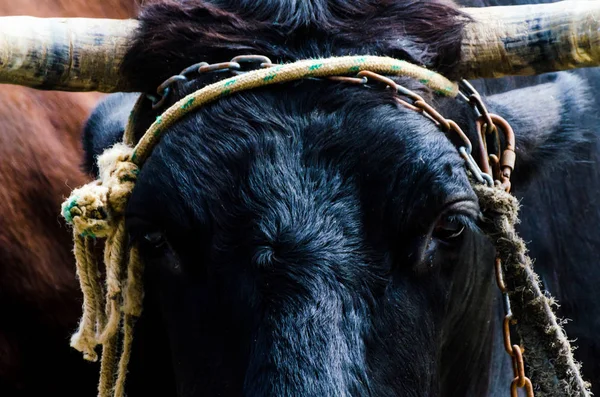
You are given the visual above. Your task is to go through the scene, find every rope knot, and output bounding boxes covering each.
[472,182,520,225]
[61,144,137,237]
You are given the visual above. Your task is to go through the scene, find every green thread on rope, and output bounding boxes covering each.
[308,63,323,71]
[181,97,195,110]
[80,229,97,239]
[119,174,137,183]
[436,86,455,96]
[62,196,78,223]
[155,115,162,124]
[420,70,436,85]
[224,79,237,87]
[263,65,284,81]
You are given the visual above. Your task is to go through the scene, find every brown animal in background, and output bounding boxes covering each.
[0,1,138,396]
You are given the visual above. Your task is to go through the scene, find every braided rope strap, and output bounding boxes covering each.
[473,183,591,397]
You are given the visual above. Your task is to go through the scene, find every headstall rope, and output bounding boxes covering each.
[61,55,589,397]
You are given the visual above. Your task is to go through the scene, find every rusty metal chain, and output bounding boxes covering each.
[352,70,493,187]
[150,58,513,195]
[150,55,375,110]
[149,55,275,109]
[495,258,535,397]
[459,80,533,396]
[459,80,516,193]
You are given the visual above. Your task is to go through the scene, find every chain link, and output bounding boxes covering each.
[149,55,274,109]
[496,259,535,397]
[462,79,532,396]
[354,70,493,187]
[459,80,516,192]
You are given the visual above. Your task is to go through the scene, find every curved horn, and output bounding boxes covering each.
[460,1,600,79]
[0,17,138,92]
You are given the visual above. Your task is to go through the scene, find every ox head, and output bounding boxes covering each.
[1,0,598,396]
[75,1,594,396]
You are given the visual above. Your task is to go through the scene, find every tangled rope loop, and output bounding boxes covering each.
[61,143,143,397]
[62,144,138,239]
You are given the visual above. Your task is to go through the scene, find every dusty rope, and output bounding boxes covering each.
[473,183,591,396]
[62,143,139,397]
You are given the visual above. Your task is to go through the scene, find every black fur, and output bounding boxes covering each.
[82,0,600,395]
[82,92,139,175]
[120,0,467,92]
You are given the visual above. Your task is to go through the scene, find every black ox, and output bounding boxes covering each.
[78,0,600,395]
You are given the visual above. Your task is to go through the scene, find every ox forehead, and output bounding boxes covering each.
[127,81,478,247]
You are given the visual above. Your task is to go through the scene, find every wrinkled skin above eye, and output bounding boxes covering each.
[433,215,466,241]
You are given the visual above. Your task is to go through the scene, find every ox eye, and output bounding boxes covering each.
[432,215,465,243]
[144,231,166,248]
